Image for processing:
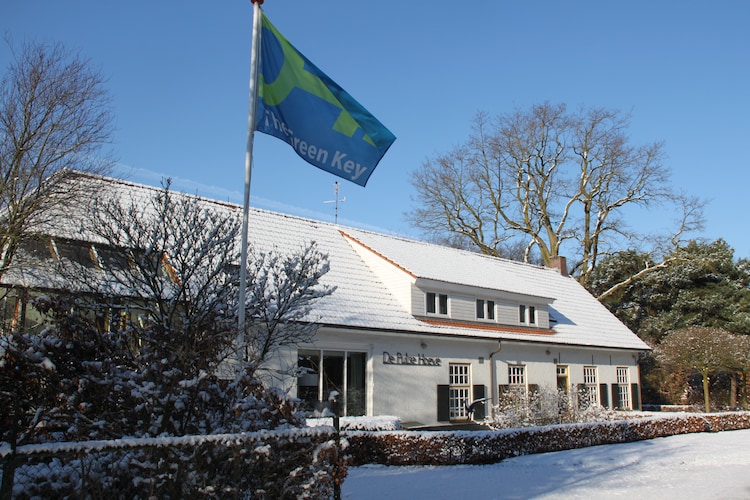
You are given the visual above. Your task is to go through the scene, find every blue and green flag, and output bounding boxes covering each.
[256,13,395,187]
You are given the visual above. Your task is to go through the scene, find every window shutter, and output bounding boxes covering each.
[437,385,450,422]
[599,383,609,408]
[472,385,486,420]
[611,384,620,409]
[631,383,641,410]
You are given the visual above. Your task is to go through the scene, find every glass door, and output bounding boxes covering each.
[297,349,367,416]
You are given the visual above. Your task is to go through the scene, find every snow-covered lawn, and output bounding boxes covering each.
[342,428,750,499]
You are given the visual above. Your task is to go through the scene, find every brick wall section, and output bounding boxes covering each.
[344,412,750,466]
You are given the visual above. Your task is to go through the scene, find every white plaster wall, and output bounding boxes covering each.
[258,345,298,394]
[307,328,499,425]
[493,342,642,409]
[296,330,643,425]
[372,334,498,425]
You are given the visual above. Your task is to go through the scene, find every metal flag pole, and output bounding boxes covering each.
[238,0,264,336]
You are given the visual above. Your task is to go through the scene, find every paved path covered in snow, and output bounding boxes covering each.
[342,428,750,499]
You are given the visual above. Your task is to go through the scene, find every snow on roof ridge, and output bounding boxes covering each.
[60,172,558,281]
[74,172,362,230]
[16,171,650,350]
[342,225,561,275]
[75,171,244,211]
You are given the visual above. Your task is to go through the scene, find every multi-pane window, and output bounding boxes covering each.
[427,292,448,316]
[583,366,599,405]
[297,349,367,417]
[508,365,526,386]
[519,305,536,324]
[476,299,495,320]
[449,363,471,420]
[617,367,631,409]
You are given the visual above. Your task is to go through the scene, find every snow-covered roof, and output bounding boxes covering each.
[336,228,650,350]
[7,173,650,351]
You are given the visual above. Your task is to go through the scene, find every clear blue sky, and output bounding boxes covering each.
[3,1,749,259]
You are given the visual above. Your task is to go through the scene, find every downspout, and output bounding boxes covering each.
[489,341,502,419]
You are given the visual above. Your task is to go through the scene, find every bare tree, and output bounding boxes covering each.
[0,180,336,492]
[243,243,335,376]
[80,180,242,369]
[65,178,334,379]
[47,177,335,436]
[656,326,740,412]
[0,39,113,285]
[408,103,702,284]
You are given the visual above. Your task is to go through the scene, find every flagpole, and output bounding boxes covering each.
[239,0,263,336]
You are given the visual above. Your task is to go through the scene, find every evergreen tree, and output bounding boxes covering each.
[589,239,750,406]
[589,239,750,345]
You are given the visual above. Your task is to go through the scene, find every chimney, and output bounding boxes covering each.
[550,256,568,276]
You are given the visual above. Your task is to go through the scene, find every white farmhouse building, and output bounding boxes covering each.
[1,174,650,427]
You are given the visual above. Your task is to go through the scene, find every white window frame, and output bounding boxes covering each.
[507,364,527,399]
[476,299,495,321]
[508,364,526,386]
[583,366,599,405]
[616,367,631,409]
[449,363,471,420]
[426,292,449,316]
[519,304,536,325]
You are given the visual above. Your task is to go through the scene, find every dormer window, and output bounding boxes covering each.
[476,299,495,320]
[427,292,448,316]
[519,304,536,325]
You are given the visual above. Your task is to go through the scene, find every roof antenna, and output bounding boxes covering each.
[323,181,346,224]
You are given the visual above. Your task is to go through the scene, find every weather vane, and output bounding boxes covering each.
[323,181,346,224]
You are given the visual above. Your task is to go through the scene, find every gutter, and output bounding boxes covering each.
[488,340,502,420]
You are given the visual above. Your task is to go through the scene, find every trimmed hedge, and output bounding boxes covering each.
[1,427,345,498]
[344,412,750,466]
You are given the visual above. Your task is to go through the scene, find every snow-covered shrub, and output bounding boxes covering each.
[490,385,618,429]
[5,428,344,498]
[1,185,340,495]
[0,295,128,446]
[307,415,402,431]
[0,295,329,495]
[0,295,307,448]
[493,386,563,428]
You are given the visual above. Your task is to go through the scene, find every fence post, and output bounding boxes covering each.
[333,413,341,500]
[0,454,16,500]
[0,421,18,500]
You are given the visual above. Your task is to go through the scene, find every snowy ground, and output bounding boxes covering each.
[342,428,750,499]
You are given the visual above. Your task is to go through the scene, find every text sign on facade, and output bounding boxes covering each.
[383,351,442,366]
